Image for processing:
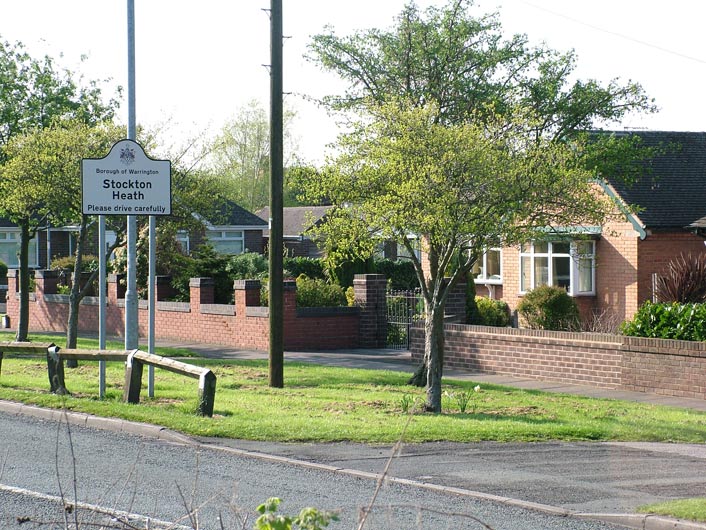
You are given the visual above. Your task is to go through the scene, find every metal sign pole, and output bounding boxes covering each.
[99,215,106,398]
[125,0,138,351]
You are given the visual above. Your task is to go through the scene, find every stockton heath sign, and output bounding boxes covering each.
[82,139,171,215]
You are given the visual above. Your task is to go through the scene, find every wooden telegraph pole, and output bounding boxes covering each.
[268,0,284,388]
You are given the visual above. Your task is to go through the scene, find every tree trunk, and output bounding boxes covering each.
[16,222,30,342]
[424,306,446,413]
[66,216,89,364]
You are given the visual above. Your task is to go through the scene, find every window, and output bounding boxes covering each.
[520,240,595,295]
[207,230,244,255]
[472,248,502,283]
[176,230,190,254]
[0,231,38,268]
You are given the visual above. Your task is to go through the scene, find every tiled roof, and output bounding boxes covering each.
[603,131,706,229]
[257,206,333,237]
[210,199,267,227]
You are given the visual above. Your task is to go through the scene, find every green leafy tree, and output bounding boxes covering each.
[303,101,617,412]
[0,121,123,346]
[308,0,655,136]
[208,100,303,211]
[306,0,656,412]
[0,36,117,341]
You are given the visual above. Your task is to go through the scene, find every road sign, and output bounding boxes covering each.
[82,139,171,216]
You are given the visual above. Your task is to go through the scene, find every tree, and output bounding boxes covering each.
[0,36,117,341]
[306,0,656,412]
[303,101,616,412]
[208,100,303,211]
[308,0,655,137]
[0,121,123,346]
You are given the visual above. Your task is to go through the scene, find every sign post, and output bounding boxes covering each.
[82,139,171,396]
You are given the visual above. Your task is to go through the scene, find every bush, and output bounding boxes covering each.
[475,296,510,327]
[0,259,8,281]
[654,253,706,303]
[517,285,580,331]
[170,245,233,303]
[50,254,100,273]
[284,256,326,280]
[621,301,706,341]
[226,252,269,280]
[374,259,418,290]
[295,275,347,307]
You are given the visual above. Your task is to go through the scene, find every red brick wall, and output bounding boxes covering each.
[637,232,706,307]
[6,272,362,351]
[411,323,706,400]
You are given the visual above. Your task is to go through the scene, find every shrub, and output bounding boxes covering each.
[374,258,418,290]
[170,245,233,303]
[654,253,706,303]
[621,301,706,341]
[284,256,326,280]
[517,285,580,331]
[475,296,510,327]
[0,259,8,281]
[295,275,347,307]
[226,252,269,280]
[50,254,100,273]
[466,279,481,324]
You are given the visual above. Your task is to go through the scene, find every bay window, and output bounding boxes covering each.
[520,240,595,295]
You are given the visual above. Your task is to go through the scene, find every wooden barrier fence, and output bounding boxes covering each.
[0,341,216,417]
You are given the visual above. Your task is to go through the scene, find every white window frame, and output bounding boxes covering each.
[206,228,245,255]
[519,240,595,296]
[176,230,190,254]
[0,230,39,269]
[472,247,502,284]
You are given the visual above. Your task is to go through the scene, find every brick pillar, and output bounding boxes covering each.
[35,269,60,296]
[190,277,214,311]
[155,275,173,301]
[6,270,18,326]
[353,274,387,348]
[108,274,125,303]
[283,280,297,312]
[443,277,467,323]
[234,279,262,309]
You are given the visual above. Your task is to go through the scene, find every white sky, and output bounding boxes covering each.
[2,1,705,165]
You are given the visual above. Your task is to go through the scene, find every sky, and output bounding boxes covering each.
[2,1,706,165]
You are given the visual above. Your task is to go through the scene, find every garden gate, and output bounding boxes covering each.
[386,289,423,349]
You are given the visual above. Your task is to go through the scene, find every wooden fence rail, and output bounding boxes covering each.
[0,342,217,417]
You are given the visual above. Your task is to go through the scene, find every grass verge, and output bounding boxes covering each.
[638,498,706,523]
[0,331,197,357]
[1,353,706,444]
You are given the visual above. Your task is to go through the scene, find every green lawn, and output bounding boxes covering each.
[1,351,705,444]
[0,331,197,357]
[638,498,706,523]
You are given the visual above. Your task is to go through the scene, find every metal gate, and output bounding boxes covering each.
[386,289,423,349]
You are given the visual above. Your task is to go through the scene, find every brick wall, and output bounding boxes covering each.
[411,323,706,400]
[6,271,370,351]
[637,232,706,307]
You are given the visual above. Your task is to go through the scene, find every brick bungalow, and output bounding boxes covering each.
[472,131,706,327]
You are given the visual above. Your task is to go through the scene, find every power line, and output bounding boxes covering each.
[517,0,706,65]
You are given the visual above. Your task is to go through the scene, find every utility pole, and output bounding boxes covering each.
[268,0,284,388]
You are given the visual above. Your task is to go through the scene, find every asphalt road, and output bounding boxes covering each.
[0,411,631,530]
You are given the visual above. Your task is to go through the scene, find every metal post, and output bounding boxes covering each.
[268,0,284,388]
[125,0,139,350]
[98,215,106,398]
[148,215,155,397]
